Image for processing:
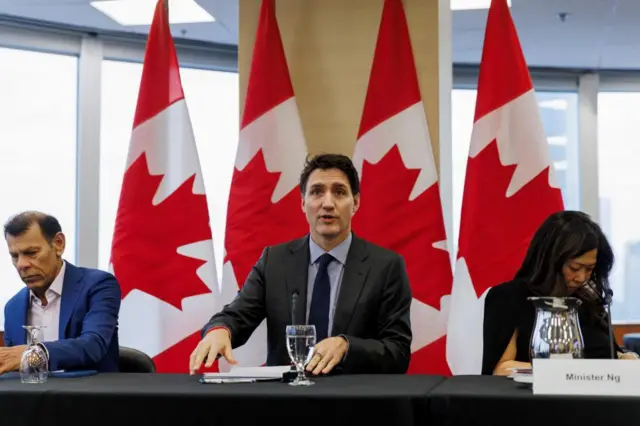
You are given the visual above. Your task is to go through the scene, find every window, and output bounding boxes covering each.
[99,60,239,277]
[0,48,78,326]
[451,89,580,255]
[598,92,640,322]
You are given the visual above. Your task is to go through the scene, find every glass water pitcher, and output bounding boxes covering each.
[529,296,584,361]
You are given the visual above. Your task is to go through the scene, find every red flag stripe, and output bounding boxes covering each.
[241,0,295,129]
[133,0,185,129]
[473,0,533,122]
[357,0,421,138]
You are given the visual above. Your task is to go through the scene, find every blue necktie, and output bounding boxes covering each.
[309,253,333,341]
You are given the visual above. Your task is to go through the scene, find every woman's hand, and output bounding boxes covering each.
[617,351,640,360]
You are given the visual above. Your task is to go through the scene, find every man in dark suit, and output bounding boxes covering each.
[1,212,120,373]
[190,154,412,375]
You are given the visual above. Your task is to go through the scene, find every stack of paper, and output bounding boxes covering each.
[507,367,533,384]
[201,365,292,384]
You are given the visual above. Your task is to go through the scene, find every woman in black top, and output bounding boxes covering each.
[482,210,638,376]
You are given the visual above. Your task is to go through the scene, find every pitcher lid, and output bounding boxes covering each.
[527,296,582,309]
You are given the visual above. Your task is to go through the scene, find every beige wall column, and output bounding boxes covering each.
[238,0,442,167]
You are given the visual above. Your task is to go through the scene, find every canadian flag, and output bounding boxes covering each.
[445,0,564,374]
[219,0,308,370]
[110,0,220,373]
[352,0,453,375]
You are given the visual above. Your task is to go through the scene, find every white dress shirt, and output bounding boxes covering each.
[27,261,65,343]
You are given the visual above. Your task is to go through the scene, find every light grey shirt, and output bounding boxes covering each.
[306,232,352,336]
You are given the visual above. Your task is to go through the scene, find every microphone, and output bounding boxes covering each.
[291,290,299,325]
[604,287,615,360]
[576,280,616,359]
[284,290,300,378]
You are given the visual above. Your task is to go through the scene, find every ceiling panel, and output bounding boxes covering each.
[0,0,238,45]
[1,0,640,70]
[453,0,635,69]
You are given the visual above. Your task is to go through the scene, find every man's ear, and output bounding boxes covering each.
[353,194,360,214]
[52,232,66,257]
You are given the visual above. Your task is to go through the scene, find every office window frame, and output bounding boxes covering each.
[0,20,238,331]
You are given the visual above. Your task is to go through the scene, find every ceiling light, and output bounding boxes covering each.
[451,0,512,11]
[553,160,568,171]
[90,0,215,26]
[538,99,568,110]
[547,136,568,146]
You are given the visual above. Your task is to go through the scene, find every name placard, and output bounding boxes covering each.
[533,359,640,396]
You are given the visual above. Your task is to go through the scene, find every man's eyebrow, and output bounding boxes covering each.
[11,246,39,254]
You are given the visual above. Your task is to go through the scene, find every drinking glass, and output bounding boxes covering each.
[20,325,48,384]
[286,325,316,386]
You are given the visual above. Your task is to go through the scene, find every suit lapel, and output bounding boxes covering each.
[59,262,83,339]
[285,236,310,326]
[332,235,369,335]
[10,289,29,345]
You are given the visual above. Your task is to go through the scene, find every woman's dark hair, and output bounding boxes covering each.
[515,210,614,320]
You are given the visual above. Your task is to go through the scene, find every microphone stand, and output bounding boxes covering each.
[283,291,300,382]
[291,291,298,326]
[604,289,615,360]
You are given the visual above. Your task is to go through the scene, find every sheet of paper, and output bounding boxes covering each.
[201,377,261,384]
[229,365,291,377]
[202,365,291,380]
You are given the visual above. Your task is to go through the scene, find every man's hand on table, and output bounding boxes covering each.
[306,336,348,376]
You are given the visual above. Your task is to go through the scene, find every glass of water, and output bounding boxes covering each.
[286,325,316,386]
[20,325,48,384]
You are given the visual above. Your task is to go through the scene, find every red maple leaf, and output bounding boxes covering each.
[111,153,213,309]
[353,146,452,375]
[353,145,452,309]
[408,335,450,375]
[153,330,219,373]
[224,150,308,286]
[458,140,564,298]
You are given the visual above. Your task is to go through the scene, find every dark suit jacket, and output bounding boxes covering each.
[4,261,120,372]
[203,234,412,374]
[481,279,622,375]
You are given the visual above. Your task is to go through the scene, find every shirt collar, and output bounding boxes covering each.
[309,232,352,266]
[30,260,66,300]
